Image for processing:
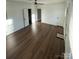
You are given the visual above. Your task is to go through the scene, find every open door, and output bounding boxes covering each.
[23,9,32,27]
[23,9,29,27]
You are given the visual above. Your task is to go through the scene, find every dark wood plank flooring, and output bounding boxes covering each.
[6,22,65,59]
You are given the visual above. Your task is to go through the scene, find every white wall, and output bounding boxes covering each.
[40,3,65,26]
[64,0,73,59]
[6,1,32,35]
[72,0,79,59]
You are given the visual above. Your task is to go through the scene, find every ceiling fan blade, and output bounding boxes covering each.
[35,0,37,2]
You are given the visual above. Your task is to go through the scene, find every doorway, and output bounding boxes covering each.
[28,9,32,25]
[37,9,41,22]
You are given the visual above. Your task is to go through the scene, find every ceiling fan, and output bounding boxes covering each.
[34,0,44,5]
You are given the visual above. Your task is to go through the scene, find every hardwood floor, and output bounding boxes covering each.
[6,22,65,59]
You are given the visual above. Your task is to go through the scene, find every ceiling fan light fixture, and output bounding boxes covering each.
[34,0,37,5]
[35,2,37,5]
[34,0,44,5]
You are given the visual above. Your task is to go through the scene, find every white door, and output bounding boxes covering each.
[23,9,29,27]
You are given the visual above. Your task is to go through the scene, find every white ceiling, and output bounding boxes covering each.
[7,0,66,4]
